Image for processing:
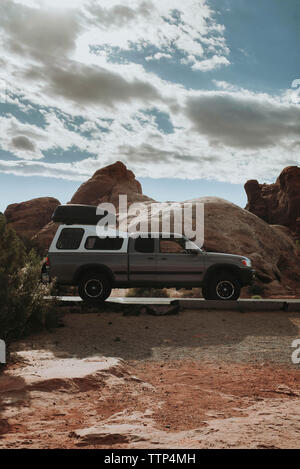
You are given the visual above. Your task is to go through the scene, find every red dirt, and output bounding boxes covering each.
[1,358,300,449]
[1,309,300,448]
[133,361,300,432]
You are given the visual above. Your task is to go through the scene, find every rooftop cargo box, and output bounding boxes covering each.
[51,204,111,225]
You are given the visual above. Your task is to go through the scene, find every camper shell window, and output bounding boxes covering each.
[56,228,84,250]
[85,236,124,251]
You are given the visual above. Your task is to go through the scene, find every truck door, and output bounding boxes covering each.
[157,237,205,285]
[128,236,157,284]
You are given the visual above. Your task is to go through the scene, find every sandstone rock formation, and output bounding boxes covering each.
[32,161,154,251]
[201,197,299,295]
[4,197,60,240]
[245,166,300,235]
[70,160,153,207]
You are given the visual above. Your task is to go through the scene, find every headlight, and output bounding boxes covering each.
[241,257,251,267]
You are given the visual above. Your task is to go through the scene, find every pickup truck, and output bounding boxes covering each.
[42,223,254,303]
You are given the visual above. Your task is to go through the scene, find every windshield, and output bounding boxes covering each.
[185,238,203,252]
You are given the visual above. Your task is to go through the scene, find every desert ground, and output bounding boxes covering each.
[1,305,300,449]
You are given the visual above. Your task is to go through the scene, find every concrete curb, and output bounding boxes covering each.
[46,296,300,312]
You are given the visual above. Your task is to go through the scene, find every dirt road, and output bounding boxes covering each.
[1,308,300,448]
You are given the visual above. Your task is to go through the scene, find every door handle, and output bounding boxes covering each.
[146,257,154,260]
[160,257,167,260]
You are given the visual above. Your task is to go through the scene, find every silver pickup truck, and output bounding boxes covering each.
[42,223,254,303]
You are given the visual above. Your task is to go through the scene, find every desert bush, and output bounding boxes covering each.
[126,287,169,298]
[19,235,45,258]
[0,214,57,343]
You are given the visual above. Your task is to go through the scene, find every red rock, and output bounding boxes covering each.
[4,197,60,240]
[32,221,59,253]
[70,161,152,207]
[245,166,300,232]
[33,162,154,253]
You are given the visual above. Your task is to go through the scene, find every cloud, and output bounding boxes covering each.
[145,53,173,62]
[191,55,230,72]
[83,0,229,65]
[1,0,81,60]
[86,1,152,28]
[185,91,300,148]
[0,0,300,189]
[46,62,162,107]
[0,159,87,180]
[11,135,37,153]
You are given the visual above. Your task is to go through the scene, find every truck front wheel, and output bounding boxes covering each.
[203,273,241,300]
[78,271,112,304]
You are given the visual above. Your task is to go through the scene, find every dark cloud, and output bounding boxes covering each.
[87,1,152,28]
[118,142,217,164]
[46,62,161,107]
[185,93,300,148]
[1,0,81,60]
[11,135,36,152]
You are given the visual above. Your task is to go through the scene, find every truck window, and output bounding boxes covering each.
[56,228,84,250]
[160,238,186,253]
[85,237,124,250]
[133,237,155,253]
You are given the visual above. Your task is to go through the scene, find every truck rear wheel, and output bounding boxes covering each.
[204,272,241,300]
[78,271,112,304]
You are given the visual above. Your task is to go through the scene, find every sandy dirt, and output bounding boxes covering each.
[1,307,300,449]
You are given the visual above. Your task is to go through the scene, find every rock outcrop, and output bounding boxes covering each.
[70,160,153,207]
[4,197,60,240]
[201,197,299,295]
[32,161,154,250]
[245,166,300,234]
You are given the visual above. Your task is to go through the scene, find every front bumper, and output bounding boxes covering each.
[240,268,255,286]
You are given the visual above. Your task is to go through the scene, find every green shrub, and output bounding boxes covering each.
[0,214,57,342]
[126,287,169,298]
[19,235,45,257]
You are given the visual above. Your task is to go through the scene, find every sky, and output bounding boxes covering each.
[0,0,299,212]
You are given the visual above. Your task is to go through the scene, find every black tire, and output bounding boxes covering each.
[78,271,112,304]
[205,272,241,300]
[202,285,210,300]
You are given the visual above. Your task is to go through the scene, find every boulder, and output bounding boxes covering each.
[245,166,300,233]
[32,221,59,253]
[70,160,153,207]
[4,197,60,240]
